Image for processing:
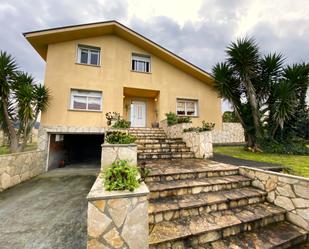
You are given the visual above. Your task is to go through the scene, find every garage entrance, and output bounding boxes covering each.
[47,133,104,170]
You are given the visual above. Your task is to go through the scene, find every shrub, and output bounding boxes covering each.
[105,131,136,144]
[183,121,215,133]
[165,112,192,126]
[166,112,178,126]
[222,111,239,123]
[112,118,131,128]
[103,160,140,191]
[105,112,120,126]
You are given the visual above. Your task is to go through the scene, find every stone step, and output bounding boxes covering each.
[129,128,163,131]
[131,134,167,138]
[147,175,251,200]
[129,131,166,135]
[137,142,187,149]
[136,138,184,144]
[148,202,286,248]
[198,221,308,249]
[138,147,191,153]
[148,187,267,224]
[143,160,239,183]
[138,152,195,160]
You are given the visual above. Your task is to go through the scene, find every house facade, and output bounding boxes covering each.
[25,21,221,129]
[24,21,223,169]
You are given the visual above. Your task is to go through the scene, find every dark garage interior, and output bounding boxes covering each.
[48,133,104,170]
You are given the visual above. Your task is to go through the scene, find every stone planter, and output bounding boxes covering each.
[160,119,192,139]
[183,131,213,158]
[87,175,149,249]
[101,144,137,171]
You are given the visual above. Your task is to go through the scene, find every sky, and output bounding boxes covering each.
[0,0,308,112]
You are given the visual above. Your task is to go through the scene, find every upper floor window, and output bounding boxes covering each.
[77,45,100,66]
[132,53,151,73]
[176,99,198,116]
[70,89,102,111]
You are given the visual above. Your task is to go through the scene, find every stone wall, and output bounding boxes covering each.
[183,131,213,158]
[0,150,45,192]
[160,120,192,139]
[212,122,245,144]
[101,144,137,171]
[239,167,309,231]
[87,175,149,249]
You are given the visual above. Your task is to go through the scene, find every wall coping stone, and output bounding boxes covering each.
[102,143,137,148]
[0,149,44,158]
[239,166,309,182]
[87,174,149,201]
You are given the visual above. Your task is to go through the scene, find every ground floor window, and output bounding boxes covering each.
[176,99,198,116]
[70,89,102,111]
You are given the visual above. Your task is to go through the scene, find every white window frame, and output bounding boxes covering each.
[131,53,151,73]
[176,98,198,117]
[77,45,101,66]
[70,89,102,112]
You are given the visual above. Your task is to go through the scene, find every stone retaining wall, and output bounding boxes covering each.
[160,120,192,139]
[0,150,45,192]
[212,123,245,144]
[239,167,309,231]
[87,175,149,249]
[101,144,137,171]
[183,131,213,158]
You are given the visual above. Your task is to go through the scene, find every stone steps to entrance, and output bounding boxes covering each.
[199,221,308,249]
[135,138,184,144]
[149,202,286,248]
[143,159,239,182]
[138,147,191,153]
[138,151,195,160]
[147,175,251,200]
[148,187,267,224]
[137,143,187,149]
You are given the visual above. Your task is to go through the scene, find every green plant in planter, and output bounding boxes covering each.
[105,131,136,144]
[166,112,178,126]
[103,160,140,191]
[112,118,131,128]
[177,116,192,124]
[183,121,215,132]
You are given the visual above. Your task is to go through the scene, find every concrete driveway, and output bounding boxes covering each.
[0,166,98,249]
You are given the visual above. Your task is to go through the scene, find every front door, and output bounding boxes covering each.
[131,101,146,127]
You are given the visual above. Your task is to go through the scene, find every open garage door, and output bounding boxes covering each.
[47,133,104,170]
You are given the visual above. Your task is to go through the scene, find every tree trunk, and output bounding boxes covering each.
[21,109,40,151]
[2,98,19,153]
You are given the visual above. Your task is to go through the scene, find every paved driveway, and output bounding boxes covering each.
[0,166,98,249]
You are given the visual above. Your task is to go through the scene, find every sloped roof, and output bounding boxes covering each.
[24,21,213,84]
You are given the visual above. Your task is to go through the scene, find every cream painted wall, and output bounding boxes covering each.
[42,35,222,129]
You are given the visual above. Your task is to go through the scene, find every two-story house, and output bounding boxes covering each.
[24,21,222,169]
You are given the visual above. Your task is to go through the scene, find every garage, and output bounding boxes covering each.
[47,133,104,170]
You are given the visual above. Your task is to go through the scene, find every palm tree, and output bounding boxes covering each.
[0,51,50,152]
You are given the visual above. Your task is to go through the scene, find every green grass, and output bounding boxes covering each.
[214,146,309,178]
[0,143,38,155]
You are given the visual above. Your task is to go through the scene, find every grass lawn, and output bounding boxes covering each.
[0,143,37,155]
[214,146,309,178]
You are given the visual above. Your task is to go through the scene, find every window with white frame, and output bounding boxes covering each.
[131,53,151,72]
[176,99,198,116]
[77,45,100,66]
[70,89,102,111]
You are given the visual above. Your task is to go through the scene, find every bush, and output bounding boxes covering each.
[222,111,239,123]
[166,112,178,126]
[165,112,192,126]
[260,137,309,155]
[183,121,215,133]
[106,112,120,126]
[112,118,131,128]
[105,131,136,144]
[103,160,140,191]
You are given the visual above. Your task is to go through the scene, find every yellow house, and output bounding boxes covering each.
[24,21,221,130]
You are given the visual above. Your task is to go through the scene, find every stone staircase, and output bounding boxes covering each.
[142,159,308,249]
[128,128,195,160]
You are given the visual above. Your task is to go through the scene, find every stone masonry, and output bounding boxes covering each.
[239,166,309,231]
[87,176,149,249]
[183,131,213,158]
[212,122,245,144]
[101,144,137,171]
[0,150,45,192]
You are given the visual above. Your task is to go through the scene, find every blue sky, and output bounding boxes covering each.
[0,0,308,111]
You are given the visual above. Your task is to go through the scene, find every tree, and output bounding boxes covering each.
[213,38,309,151]
[0,51,50,153]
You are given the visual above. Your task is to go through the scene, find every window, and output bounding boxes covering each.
[131,53,151,73]
[70,89,102,111]
[55,134,64,142]
[176,99,198,116]
[77,45,100,66]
